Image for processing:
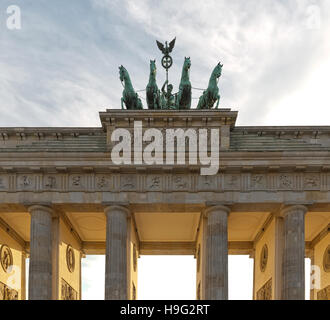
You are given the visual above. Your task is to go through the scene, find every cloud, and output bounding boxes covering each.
[1,0,330,127]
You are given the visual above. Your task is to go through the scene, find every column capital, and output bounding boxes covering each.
[279,204,308,218]
[27,204,57,217]
[104,205,131,218]
[203,204,231,218]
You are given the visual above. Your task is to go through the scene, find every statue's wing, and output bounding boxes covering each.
[168,37,176,53]
[156,40,165,54]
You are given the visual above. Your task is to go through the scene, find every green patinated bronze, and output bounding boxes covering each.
[176,57,192,110]
[160,80,177,109]
[119,65,143,110]
[197,62,223,110]
[146,60,161,110]
[118,38,223,110]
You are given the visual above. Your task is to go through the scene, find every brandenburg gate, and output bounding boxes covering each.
[0,109,329,300]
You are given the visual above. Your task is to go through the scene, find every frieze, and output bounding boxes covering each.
[250,174,266,190]
[0,176,8,190]
[256,278,272,300]
[304,173,320,190]
[43,175,58,190]
[120,175,137,191]
[197,175,217,191]
[317,285,330,300]
[323,245,330,273]
[172,174,190,191]
[70,175,85,189]
[61,278,78,300]
[0,172,329,193]
[96,175,112,191]
[146,175,162,191]
[18,175,35,191]
[278,174,294,190]
[0,281,18,300]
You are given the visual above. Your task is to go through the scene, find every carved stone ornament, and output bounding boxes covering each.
[61,278,78,300]
[260,244,268,272]
[0,281,18,300]
[0,244,13,273]
[256,278,272,300]
[317,285,330,300]
[66,244,75,273]
[323,245,330,273]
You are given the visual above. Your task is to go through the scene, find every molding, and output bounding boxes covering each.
[279,204,309,217]
[309,223,330,249]
[131,213,141,253]
[0,217,27,249]
[27,204,56,217]
[228,241,254,255]
[139,241,196,255]
[0,172,328,194]
[81,240,255,255]
[253,213,275,245]
[104,205,131,218]
[203,204,231,218]
[58,210,83,249]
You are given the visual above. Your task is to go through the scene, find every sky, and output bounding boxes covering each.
[0,0,326,299]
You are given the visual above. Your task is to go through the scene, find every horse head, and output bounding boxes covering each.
[184,57,191,71]
[119,65,127,82]
[213,62,223,79]
[150,59,157,75]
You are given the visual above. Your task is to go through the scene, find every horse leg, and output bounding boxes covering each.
[198,95,205,109]
[188,92,192,110]
[176,91,181,109]
[121,97,125,110]
[153,92,157,110]
[215,94,220,109]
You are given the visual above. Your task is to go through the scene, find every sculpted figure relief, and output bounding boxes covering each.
[161,80,176,109]
[0,245,13,273]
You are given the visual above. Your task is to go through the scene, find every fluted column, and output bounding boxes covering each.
[28,205,54,300]
[280,205,307,300]
[204,205,230,300]
[104,205,130,300]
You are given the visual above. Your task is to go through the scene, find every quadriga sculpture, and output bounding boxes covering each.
[119,65,143,110]
[146,60,161,109]
[176,57,192,110]
[197,63,223,109]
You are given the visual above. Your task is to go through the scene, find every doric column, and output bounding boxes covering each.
[104,205,130,300]
[280,205,307,300]
[204,205,230,300]
[28,205,54,300]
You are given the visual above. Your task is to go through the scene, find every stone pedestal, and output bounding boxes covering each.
[281,205,307,300]
[204,205,230,300]
[28,205,54,300]
[104,205,130,300]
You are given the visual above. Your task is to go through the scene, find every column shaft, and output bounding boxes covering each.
[105,206,130,300]
[204,205,229,300]
[28,205,53,300]
[281,205,307,300]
